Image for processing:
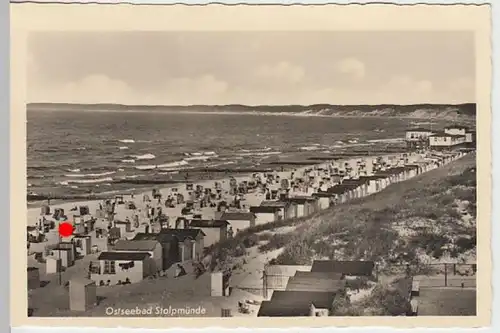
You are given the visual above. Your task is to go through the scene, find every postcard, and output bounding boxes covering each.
[10,2,492,328]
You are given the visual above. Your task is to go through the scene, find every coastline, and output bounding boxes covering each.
[26,151,406,226]
[26,108,476,122]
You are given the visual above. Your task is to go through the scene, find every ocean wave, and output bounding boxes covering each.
[367,138,404,143]
[121,159,136,163]
[156,160,189,169]
[239,147,272,153]
[119,139,135,143]
[184,155,216,162]
[185,151,217,157]
[135,160,191,170]
[27,175,45,179]
[210,161,236,167]
[99,188,135,196]
[159,171,180,175]
[65,171,116,178]
[342,143,374,148]
[67,168,81,173]
[119,146,129,150]
[66,177,114,184]
[158,165,196,172]
[237,151,282,157]
[300,146,322,151]
[132,153,156,160]
[135,165,157,170]
[123,175,140,179]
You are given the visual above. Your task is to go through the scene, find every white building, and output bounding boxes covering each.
[405,128,434,149]
[429,132,466,150]
[465,130,476,143]
[405,128,434,141]
[444,125,468,136]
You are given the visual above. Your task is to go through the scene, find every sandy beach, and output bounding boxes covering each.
[27,152,413,229]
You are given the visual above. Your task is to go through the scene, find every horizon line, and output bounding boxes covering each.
[26,102,477,107]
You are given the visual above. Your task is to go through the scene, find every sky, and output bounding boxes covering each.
[27,31,475,105]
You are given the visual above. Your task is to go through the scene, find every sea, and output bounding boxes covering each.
[27,109,445,201]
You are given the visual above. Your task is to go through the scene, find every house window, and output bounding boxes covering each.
[103,260,116,274]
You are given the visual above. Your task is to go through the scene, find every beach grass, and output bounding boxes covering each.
[204,153,477,273]
[268,154,475,268]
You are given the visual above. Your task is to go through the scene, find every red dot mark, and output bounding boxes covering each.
[58,222,73,238]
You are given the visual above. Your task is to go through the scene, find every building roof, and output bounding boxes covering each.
[260,200,288,208]
[312,192,337,198]
[444,125,468,130]
[133,232,176,243]
[257,300,312,317]
[429,131,465,138]
[133,228,205,243]
[98,251,151,261]
[270,290,337,309]
[53,247,72,252]
[294,271,344,280]
[188,219,229,228]
[286,276,346,292]
[69,277,95,287]
[113,240,159,251]
[264,265,311,276]
[250,206,281,214]
[375,168,404,176]
[342,178,369,186]
[159,228,206,241]
[286,196,318,203]
[311,260,375,276]
[327,184,358,194]
[220,212,255,221]
[359,175,388,181]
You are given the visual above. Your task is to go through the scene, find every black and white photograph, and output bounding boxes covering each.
[12,2,491,326]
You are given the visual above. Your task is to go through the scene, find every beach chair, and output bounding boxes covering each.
[410,299,419,316]
[411,280,420,297]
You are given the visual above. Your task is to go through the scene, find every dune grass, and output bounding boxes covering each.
[273,153,476,266]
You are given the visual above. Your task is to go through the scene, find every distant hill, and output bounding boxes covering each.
[26,103,477,120]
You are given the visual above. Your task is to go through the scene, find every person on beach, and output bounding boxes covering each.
[175,264,186,278]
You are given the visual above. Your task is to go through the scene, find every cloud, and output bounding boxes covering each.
[28,74,133,104]
[163,75,228,104]
[254,62,305,84]
[335,58,366,80]
[371,75,434,104]
[28,72,474,106]
[28,74,230,105]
